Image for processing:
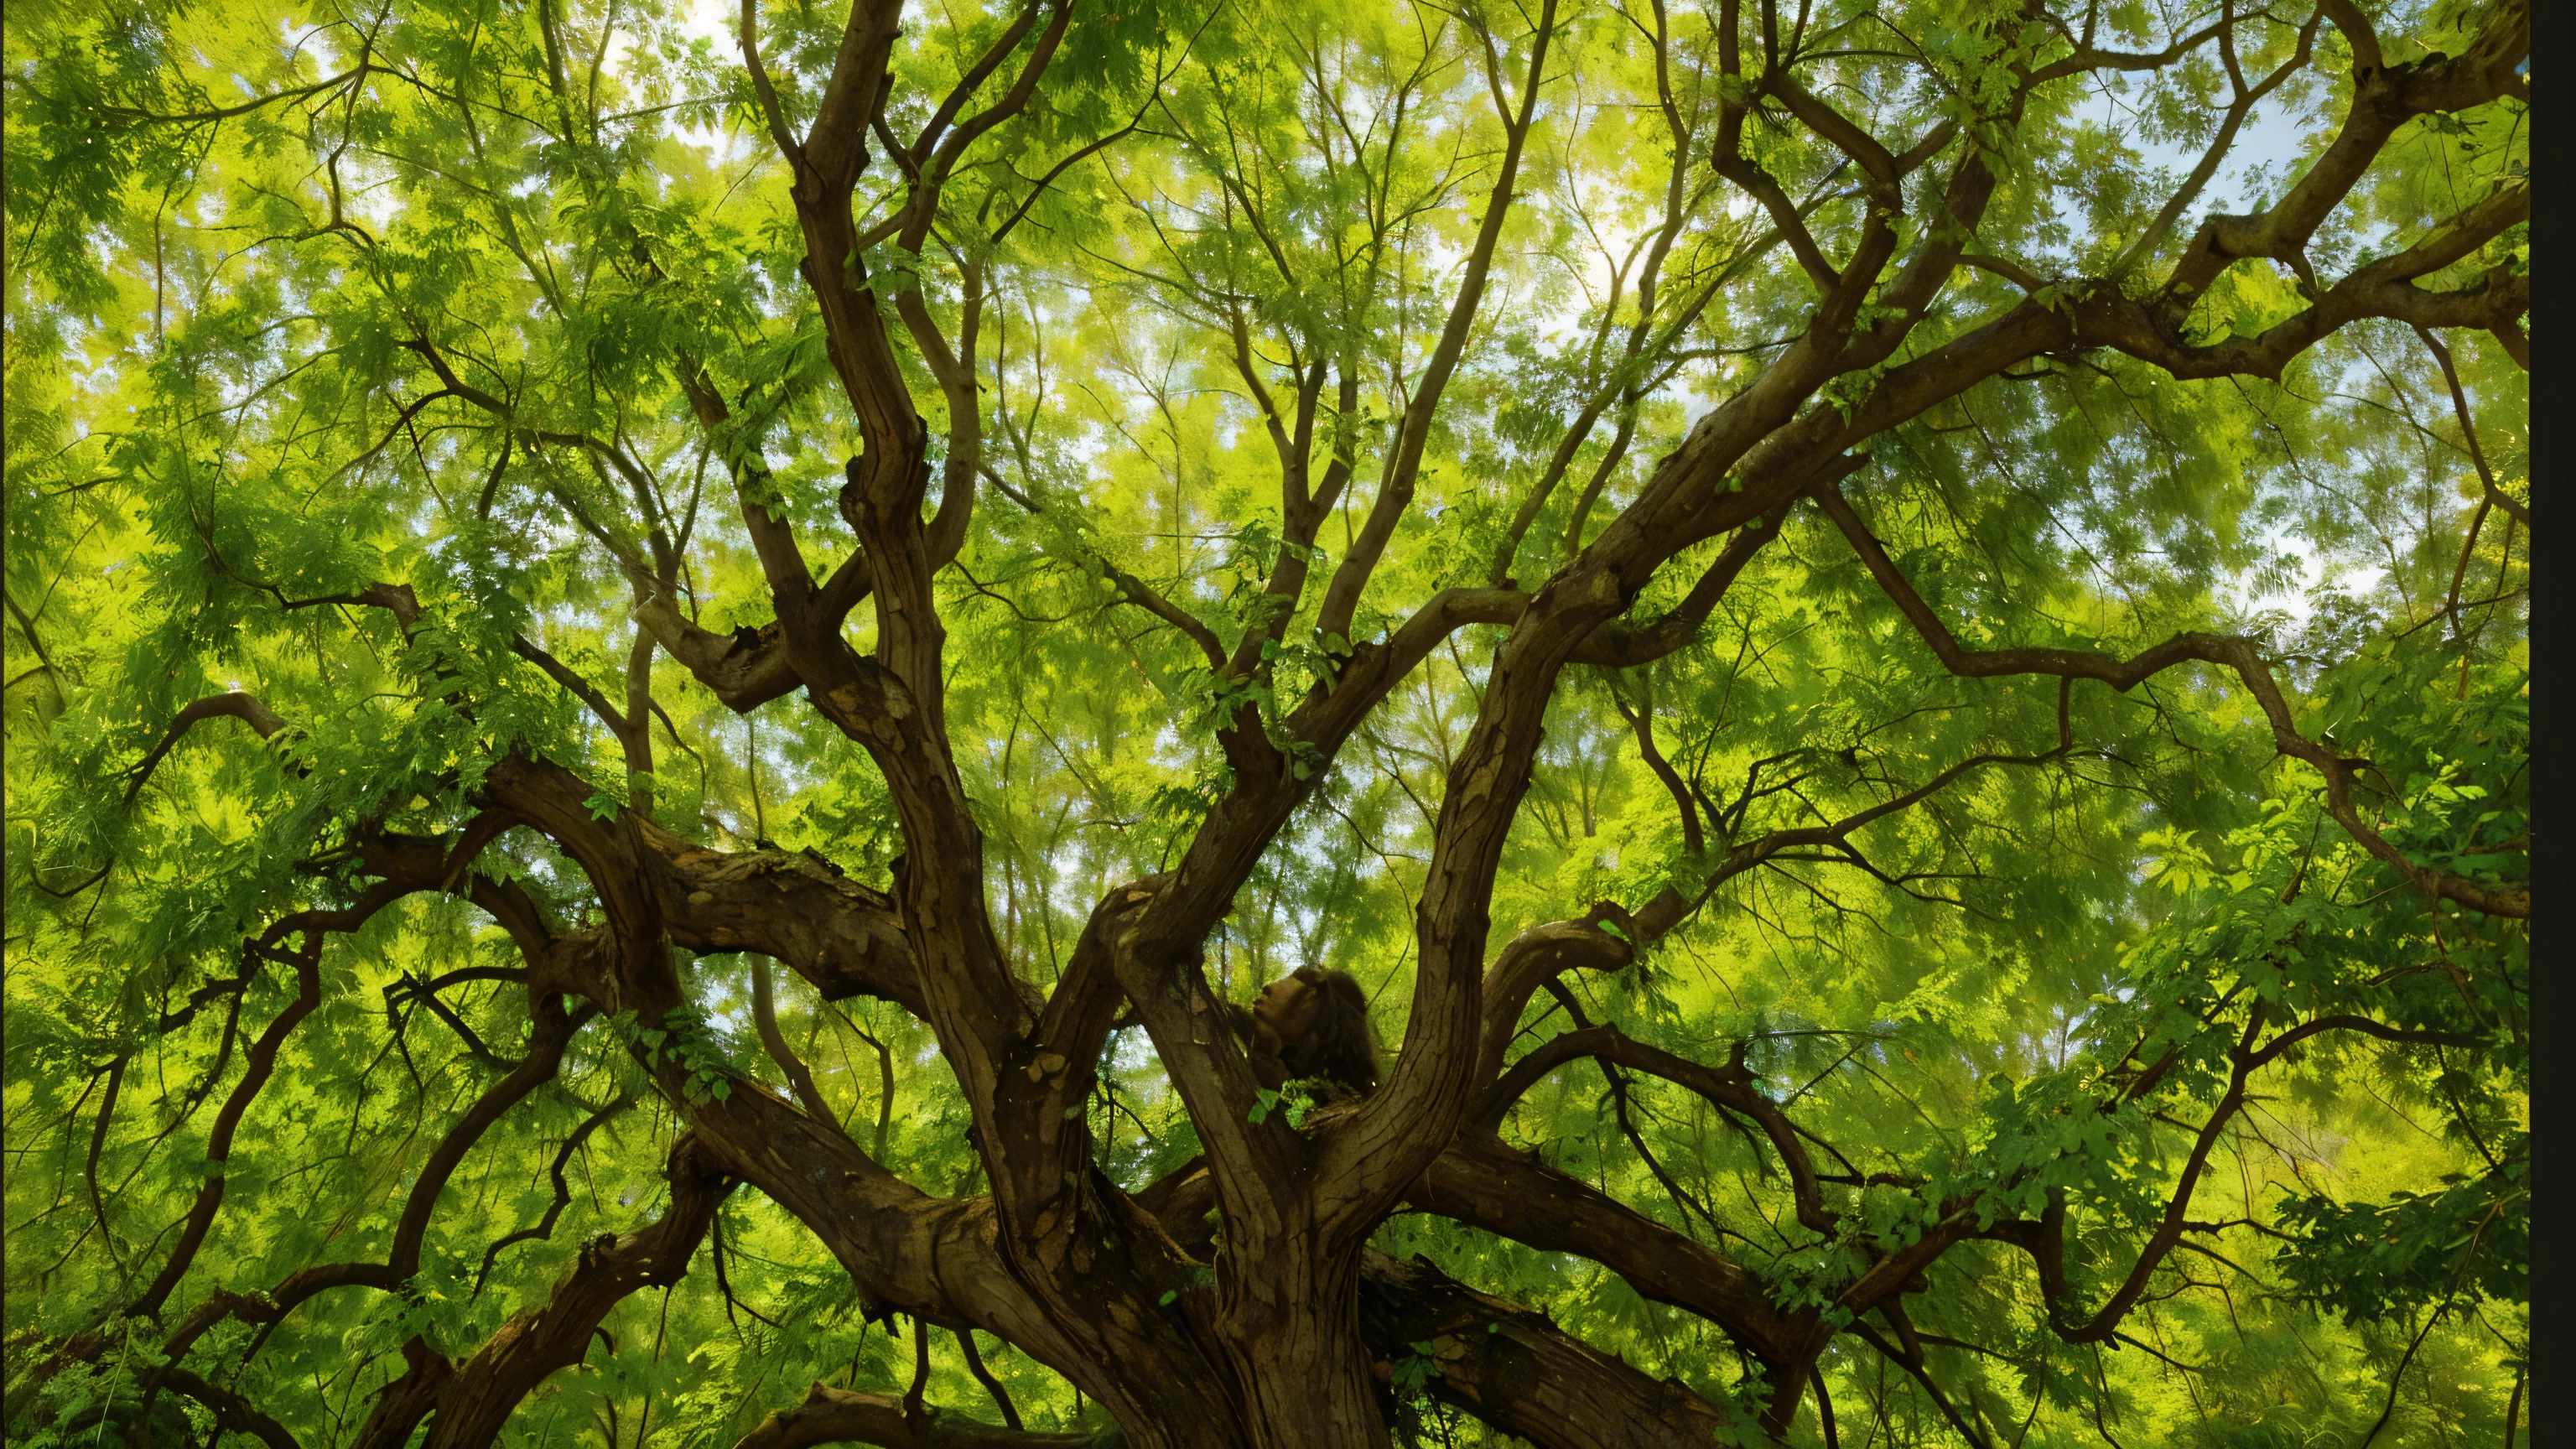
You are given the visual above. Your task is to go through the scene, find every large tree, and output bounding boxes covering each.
[1,0,2529,1444]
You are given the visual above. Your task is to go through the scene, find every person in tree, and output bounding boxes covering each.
[1232,968,1380,1098]
[0,0,2528,1441]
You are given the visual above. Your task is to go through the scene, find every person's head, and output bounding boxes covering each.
[1254,973,1318,1038]
[1254,967,1379,1095]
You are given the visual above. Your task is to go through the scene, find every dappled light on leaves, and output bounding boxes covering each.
[3,0,2526,1445]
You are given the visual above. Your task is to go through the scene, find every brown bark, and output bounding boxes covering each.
[38,1,2527,1444]
[1357,1252,1738,1449]
[734,1384,1106,1449]
[418,1137,732,1448]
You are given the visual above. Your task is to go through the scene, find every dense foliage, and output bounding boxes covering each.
[2,0,2528,1445]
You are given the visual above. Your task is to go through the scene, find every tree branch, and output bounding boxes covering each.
[123,692,289,807]
[1814,482,2525,917]
[733,1384,1103,1449]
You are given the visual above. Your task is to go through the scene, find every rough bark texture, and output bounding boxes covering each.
[15,2,2527,1446]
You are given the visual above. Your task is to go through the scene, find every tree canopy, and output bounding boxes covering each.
[0,0,2529,1445]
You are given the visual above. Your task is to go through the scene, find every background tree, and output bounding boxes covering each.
[2,0,2527,1445]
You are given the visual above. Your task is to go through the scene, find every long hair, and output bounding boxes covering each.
[1278,967,1380,1096]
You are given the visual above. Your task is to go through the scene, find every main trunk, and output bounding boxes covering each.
[1213,1249,1386,1449]
[1004,1258,1386,1449]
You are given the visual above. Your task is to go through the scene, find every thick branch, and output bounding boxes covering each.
[733,1384,1103,1449]
[1404,1131,1800,1360]
[2163,2,2527,301]
[156,1366,304,1449]
[1358,1249,1747,1449]
[417,1135,732,1449]
[476,755,937,1013]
